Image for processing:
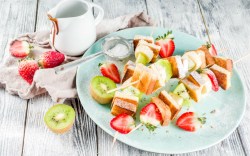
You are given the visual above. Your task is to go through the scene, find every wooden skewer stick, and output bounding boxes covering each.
[107,80,139,94]
[129,123,143,134]
[111,131,119,148]
[150,22,157,37]
[111,123,143,148]
[234,53,250,64]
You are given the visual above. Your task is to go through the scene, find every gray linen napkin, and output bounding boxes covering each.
[0,11,154,102]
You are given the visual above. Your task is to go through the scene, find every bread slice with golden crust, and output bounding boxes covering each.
[166,56,187,78]
[111,92,139,116]
[180,78,202,102]
[133,35,154,48]
[195,50,206,68]
[122,61,135,83]
[198,45,215,67]
[137,40,161,63]
[151,97,171,126]
[214,56,233,72]
[187,71,206,87]
[158,91,181,120]
[200,73,212,94]
[210,64,231,90]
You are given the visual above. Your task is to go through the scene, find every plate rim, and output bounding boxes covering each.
[76,26,246,154]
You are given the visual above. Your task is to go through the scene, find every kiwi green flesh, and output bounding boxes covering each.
[155,59,173,81]
[91,76,116,98]
[173,83,190,99]
[136,53,148,65]
[44,104,75,130]
[122,86,142,98]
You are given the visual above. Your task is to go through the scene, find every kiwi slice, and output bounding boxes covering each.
[136,53,149,65]
[90,76,117,104]
[44,104,75,134]
[122,86,143,99]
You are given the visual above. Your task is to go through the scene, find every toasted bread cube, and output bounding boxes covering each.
[180,78,202,102]
[214,56,233,72]
[210,64,231,90]
[166,56,187,78]
[135,70,152,93]
[187,71,206,87]
[122,61,135,83]
[158,91,181,120]
[151,97,171,126]
[200,73,212,94]
[198,45,215,67]
[195,50,206,68]
[111,92,139,116]
[137,40,161,63]
[146,69,158,95]
[131,63,144,83]
[133,35,154,48]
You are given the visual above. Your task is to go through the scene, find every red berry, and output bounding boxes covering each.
[176,112,206,132]
[10,40,31,58]
[110,113,135,134]
[39,51,65,68]
[155,31,175,58]
[18,59,39,84]
[203,69,219,92]
[140,103,163,131]
[100,63,120,83]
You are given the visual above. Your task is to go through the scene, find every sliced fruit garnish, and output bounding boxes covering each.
[136,53,148,65]
[110,113,136,134]
[202,69,219,92]
[176,112,206,132]
[9,40,32,58]
[173,83,192,107]
[140,103,163,132]
[44,104,76,134]
[122,86,143,99]
[173,83,190,99]
[206,42,217,56]
[90,76,117,104]
[38,51,65,68]
[154,59,173,82]
[155,31,175,58]
[100,63,121,83]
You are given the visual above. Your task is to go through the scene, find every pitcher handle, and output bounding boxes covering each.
[90,3,104,26]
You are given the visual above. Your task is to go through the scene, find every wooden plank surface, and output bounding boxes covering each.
[0,0,37,155]
[199,0,250,155]
[0,0,249,155]
[21,0,97,155]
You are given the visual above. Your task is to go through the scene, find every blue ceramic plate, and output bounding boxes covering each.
[76,27,246,154]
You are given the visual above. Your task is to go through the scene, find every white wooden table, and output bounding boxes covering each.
[0,0,249,155]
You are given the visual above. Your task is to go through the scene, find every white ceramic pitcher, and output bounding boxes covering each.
[48,0,104,56]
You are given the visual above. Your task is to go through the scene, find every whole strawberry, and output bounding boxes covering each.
[18,59,39,84]
[39,51,65,68]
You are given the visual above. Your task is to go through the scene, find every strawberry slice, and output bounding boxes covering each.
[155,31,175,58]
[38,51,65,68]
[176,112,206,132]
[10,40,32,58]
[140,103,163,131]
[203,69,219,92]
[18,59,39,84]
[206,42,217,56]
[110,113,135,134]
[100,63,120,83]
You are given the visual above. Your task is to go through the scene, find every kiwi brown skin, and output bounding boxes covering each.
[47,121,74,134]
[89,84,112,104]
